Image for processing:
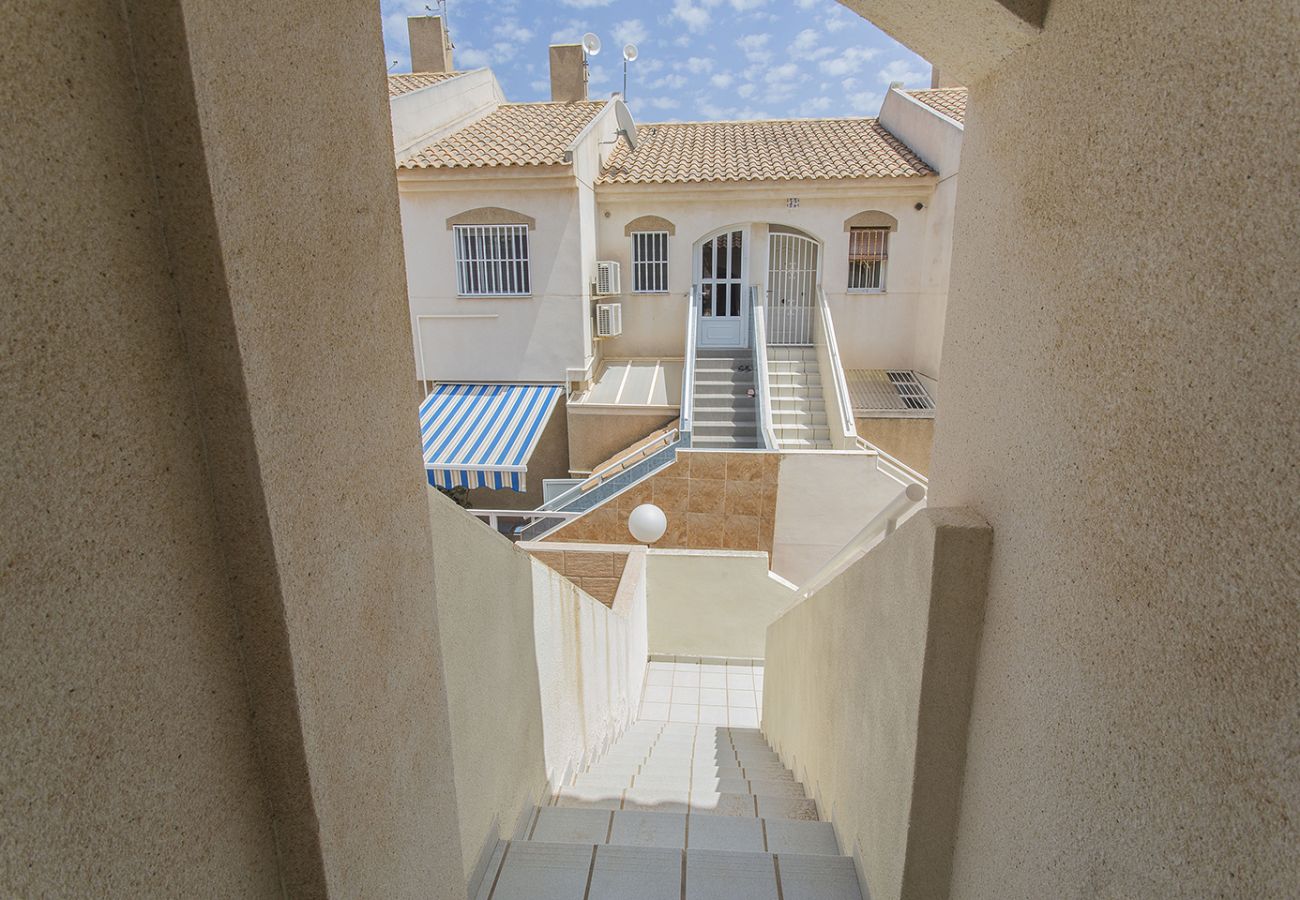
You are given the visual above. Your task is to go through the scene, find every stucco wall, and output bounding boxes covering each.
[595,184,943,372]
[567,407,679,473]
[401,176,591,383]
[763,509,992,900]
[772,452,915,585]
[430,493,649,893]
[902,0,1299,894]
[645,550,797,659]
[1,3,282,893]
[854,418,934,476]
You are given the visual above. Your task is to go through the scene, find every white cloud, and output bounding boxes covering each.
[560,0,614,6]
[457,47,492,68]
[672,0,712,32]
[794,0,820,8]
[727,0,768,9]
[674,34,692,48]
[493,18,533,43]
[710,72,735,88]
[529,78,550,93]
[848,91,884,114]
[790,29,819,54]
[613,19,648,47]
[648,96,680,110]
[806,96,833,113]
[737,33,773,64]
[819,46,880,76]
[766,62,801,84]
[737,82,757,99]
[549,20,590,43]
[824,7,853,32]
[640,59,665,75]
[589,64,612,87]
[877,58,926,86]
[654,73,689,89]
[685,57,714,74]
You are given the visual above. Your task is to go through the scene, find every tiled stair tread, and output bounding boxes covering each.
[479,841,860,900]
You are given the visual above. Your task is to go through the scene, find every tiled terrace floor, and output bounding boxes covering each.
[639,656,764,727]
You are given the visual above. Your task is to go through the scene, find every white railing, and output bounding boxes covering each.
[467,507,583,533]
[815,286,858,445]
[681,285,700,438]
[749,286,779,450]
[854,435,929,486]
[536,428,681,514]
[796,482,927,599]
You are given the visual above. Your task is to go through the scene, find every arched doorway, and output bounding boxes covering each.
[766,229,820,345]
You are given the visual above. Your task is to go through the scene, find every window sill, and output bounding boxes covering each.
[458,294,533,300]
[630,291,671,296]
[847,289,887,296]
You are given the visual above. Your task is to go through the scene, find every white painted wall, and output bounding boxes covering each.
[594,181,941,373]
[645,549,797,658]
[427,491,648,895]
[878,88,964,379]
[771,451,916,585]
[390,69,505,161]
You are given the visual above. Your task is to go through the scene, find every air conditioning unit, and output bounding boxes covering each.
[595,302,623,338]
[594,260,621,296]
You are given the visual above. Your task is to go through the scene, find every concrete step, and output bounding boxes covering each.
[524,807,841,855]
[776,438,835,450]
[773,425,832,441]
[770,411,828,426]
[476,840,861,900]
[691,435,761,449]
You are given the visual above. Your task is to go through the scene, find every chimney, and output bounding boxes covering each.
[549,44,587,102]
[929,65,963,89]
[409,16,453,73]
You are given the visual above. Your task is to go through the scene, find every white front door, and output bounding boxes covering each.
[697,229,746,348]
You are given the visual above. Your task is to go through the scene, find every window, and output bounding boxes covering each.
[631,231,669,293]
[848,227,889,291]
[453,224,530,296]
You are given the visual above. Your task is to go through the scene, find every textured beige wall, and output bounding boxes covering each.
[763,509,992,900]
[646,550,796,658]
[854,418,933,476]
[429,493,549,892]
[527,543,633,607]
[908,0,1298,894]
[568,409,679,473]
[0,3,282,893]
[549,44,587,102]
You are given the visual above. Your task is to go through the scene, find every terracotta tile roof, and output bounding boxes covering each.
[398,101,607,170]
[906,88,968,124]
[387,71,464,98]
[598,118,932,185]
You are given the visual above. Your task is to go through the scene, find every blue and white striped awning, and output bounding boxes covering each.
[420,383,564,492]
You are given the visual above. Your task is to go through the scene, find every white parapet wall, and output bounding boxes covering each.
[427,490,647,896]
[645,549,797,659]
[762,507,992,900]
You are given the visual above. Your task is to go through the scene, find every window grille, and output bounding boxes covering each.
[453,224,531,297]
[631,231,669,293]
[848,227,889,291]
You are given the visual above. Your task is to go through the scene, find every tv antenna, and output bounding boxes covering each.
[622,43,638,99]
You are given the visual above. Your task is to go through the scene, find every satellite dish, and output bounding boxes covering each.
[582,33,602,56]
[623,43,638,62]
[614,102,638,150]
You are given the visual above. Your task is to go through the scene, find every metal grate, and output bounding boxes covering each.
[631,231,669,293]
[766,232,819,344]
[453,224,530,296]
[845,368,935,416]
[887,371,933,410]
[848,227,888,291]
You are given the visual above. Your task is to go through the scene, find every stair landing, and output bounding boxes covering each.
[473,658,863,899]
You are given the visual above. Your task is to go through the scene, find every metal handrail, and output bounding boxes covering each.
[797,482,927,599]
[467,507,583,533]
[750,286,779,450]
[854,435,929,486]
[816,286,857,441]
[681,285,699,437]
[536,428,680,513]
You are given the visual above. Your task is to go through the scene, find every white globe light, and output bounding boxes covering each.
[627,503,667,543]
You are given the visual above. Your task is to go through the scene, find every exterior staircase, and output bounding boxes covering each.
[474,679,862,898]
[691,350,760,449]
[767,347,833,449]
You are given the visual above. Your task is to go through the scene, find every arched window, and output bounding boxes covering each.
[625,216,675,294]
[844,211,897,292]
[445,208,535,297]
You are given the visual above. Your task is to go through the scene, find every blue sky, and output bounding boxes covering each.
[379,0,933,122]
